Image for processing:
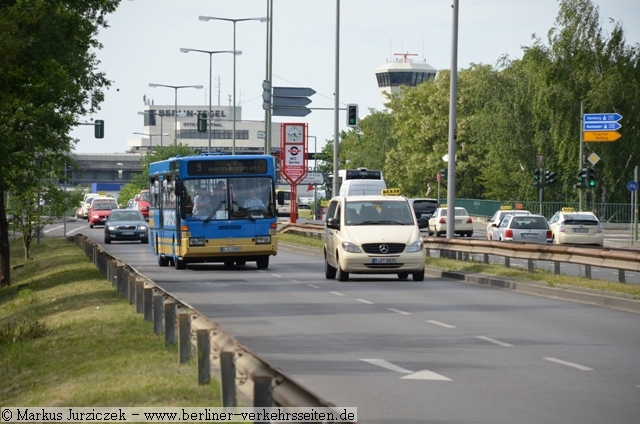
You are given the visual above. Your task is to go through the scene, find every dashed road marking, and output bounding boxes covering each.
[356,299,374,304]
[329,291,345,296]
[477,336,513,347]
[307,284,320,289]
[426,320,456,329]
[544,357,593,371]
[388,308,410,315]
[361,359,412,374]
[270,274,282,278]
[401,370,452,381]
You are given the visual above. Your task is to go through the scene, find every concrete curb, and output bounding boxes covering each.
[278,242,640,315]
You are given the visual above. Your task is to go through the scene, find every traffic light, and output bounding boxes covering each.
[533,168,542,188]
[440,168,447,180]
[587,167,597,188]
[347,104,359,128]
[197,112,207,133]
[94,120,104,139]
[577,168,588,188]
[545,170,557,186]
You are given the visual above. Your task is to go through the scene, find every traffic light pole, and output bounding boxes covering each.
[539,167,544,215]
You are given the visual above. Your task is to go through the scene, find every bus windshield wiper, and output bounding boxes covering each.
[203,200,225,224]
[232,200,255,222]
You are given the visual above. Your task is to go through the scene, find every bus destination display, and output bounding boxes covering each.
[187,159,268,176]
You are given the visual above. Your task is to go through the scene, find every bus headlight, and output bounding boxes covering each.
[190,237,205,246]
[255,236,271,244]
[406,240,424,253]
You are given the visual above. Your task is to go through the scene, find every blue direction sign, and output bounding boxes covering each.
[627,181,638,192]
[583,113,623,122]
[583,122,622,131]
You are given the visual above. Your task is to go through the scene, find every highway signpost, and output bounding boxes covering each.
[583,113,623,143]
[270,87,315,117]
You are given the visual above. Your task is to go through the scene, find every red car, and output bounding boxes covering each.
[136,189,150,220]
[89,202,118,228]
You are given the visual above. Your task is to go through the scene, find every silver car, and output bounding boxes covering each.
[491,214,552,244]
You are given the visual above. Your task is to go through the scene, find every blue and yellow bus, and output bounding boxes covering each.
[148,154,278,270]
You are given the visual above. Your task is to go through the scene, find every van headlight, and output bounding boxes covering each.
[406,240,424,253]
[341,241,361,253]
[189,237,205,246]
[255,236,271,244]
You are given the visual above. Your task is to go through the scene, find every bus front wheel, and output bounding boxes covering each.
[256,256,269,269]
[174,257,186,270]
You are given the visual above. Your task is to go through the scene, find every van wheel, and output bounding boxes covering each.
[336,262,349,282]
[398,272,409,280]
[324,254,336,279]
[413,269,425,281]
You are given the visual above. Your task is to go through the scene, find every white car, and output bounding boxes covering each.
[491,214,552,244]
[486,209,531,240]
[428,207,473,237]
[548,209,604,246]
[324,194,427,281]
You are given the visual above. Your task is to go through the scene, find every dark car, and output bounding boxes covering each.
[104,209,149,244]
[409,198,439,228]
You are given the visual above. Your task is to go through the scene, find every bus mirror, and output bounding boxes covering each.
[174,180,182,195]
[277,191,285,205]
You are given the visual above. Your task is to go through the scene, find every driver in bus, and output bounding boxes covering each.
[242,189,265,209]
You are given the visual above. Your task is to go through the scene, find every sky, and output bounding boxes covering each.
[71,0,640,155]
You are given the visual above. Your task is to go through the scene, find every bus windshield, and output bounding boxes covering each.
[182,177,275,220]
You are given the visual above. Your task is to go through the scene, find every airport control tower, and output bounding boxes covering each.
[375,52,437,106]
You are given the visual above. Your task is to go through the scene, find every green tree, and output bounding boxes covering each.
[0,0,121,287]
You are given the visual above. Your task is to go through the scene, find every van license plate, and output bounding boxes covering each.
[372,258,397,264]
[221,247,241,252]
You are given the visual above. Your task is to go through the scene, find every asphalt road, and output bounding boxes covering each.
[43,220,640,424]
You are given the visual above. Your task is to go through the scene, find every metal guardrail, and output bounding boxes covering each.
[73,234,353,423]
[278,223,640,283]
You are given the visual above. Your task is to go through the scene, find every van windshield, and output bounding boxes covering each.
[344,201,414,225]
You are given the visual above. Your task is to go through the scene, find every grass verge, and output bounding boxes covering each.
[0,237,222,408]
[279,232,640,299]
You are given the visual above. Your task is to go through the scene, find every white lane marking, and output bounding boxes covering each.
[289,280,301,283]
[270,273,282,278]
[307,284,320,289]
[356,298,374,304]
[44,225,63,233]
[361,359,412,374]
[477,336,513,347]
[329,291,345,296]
[388,308,410,315]
[401,370,452,381]
[544,357,593,371]
[66,227,85,235]
[427,320,456,329]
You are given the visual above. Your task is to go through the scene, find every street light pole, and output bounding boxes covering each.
[199,15,267,154]
[148,83,203,144]
[133,132,169,150]
[180,48,239,153]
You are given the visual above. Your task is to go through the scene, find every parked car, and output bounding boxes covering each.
[491,214,552,244]
[324,194,427,281]
[409,198,439,228]
[104,209,149,244]
[548,208,604,246]
[486,208,531,240]
[427,206,473,237]
[89,202,119,228]
[297,204,314,220]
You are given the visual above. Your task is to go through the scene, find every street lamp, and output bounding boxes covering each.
[133,132,169,150]
[137,111,184,147]
[180,48,240,153]
[148,83,203,144]
[199,15,268,154]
